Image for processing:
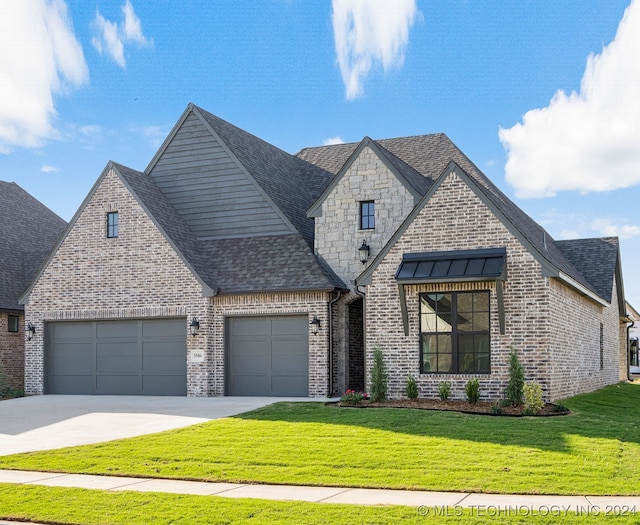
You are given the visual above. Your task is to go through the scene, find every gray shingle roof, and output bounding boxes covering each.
[555,237,619,302]
[115,163,342,294]
[194,106,334,246]
[0,181,66,311]
[300,134,615,302]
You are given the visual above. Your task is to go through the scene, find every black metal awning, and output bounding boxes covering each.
[394,248,507,335]
[395,248,506,283]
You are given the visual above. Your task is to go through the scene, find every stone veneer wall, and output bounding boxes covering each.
[547,277,622,400]
[314,146,416,285]
[366,171,552,401]
[24,168,210,396]
[212,292,331,397]
[0,311,24,389]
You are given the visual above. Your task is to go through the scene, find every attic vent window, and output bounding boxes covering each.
[107,212,119,238]
[360,201,375,230]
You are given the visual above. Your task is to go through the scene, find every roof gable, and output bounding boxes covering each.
[0,181,66,310]
[357,161,610,305]
[307,137,428,218]
[145,106,297,241]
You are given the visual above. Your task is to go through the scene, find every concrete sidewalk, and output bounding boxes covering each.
[1,469,639,511]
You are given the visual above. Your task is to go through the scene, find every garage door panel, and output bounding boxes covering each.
[96,321,138,338]
[143,319,185,337]
[50,343,94,373]
[46,319,186,396]
[228,316,308,396]
[270,318,307,336]
[50,375,95,394]
[143,342,187,373]
[97,343,138,372]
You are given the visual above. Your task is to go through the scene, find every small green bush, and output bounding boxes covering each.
[553,403,569,413]
[438,381,451,401]
[405,375,418,400]
[523,382,544,415]
[465,378,480,404]
[490,404,503,415]
[369,345,388,402]
[505,346,524,406]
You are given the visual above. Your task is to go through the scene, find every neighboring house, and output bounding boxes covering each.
[0,182,66,390]
[627,302,640,376]
[20,104,628,401]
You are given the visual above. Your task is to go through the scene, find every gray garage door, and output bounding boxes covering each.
[227,316,309,396]
[45,319,187,395]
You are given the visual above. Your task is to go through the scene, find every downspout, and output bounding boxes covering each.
[328,290,342,397]
[627,320,634,381]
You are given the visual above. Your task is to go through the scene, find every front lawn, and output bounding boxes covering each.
[0,484,638,525]
[0,383,638,496]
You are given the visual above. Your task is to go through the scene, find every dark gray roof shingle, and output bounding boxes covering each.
[0,181,66,311]
[195,106,334,246]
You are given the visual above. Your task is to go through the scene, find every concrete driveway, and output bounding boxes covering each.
[0,395,321,456]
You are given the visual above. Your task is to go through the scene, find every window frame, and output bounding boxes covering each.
[106,211,119,239]
[359,200,375,230]
[419,290,491,374]
[7,315,19,333]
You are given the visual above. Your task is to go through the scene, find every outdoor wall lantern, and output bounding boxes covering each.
[26,323,36,341]
[310,315,321,335]
[358,239,370,264]
[189,317,200,337]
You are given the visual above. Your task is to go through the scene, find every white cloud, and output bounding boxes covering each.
[332,0,419,100]
[591,218,640,240]
[539,209,640,241]
[140,125,169,149]
[91,0,153,68]
[500,0,640,198]
[323,136,346,145]
[0,0,88,152]
[40,164,60,173]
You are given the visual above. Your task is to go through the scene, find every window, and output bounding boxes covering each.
[360,201,375,230]
[420,291,490,374]
[107,212,119,238]
[8,315,19,333]
[600,323,604,370]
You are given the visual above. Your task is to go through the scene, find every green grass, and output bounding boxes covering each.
[0,383,639,496]
[0,484,637,525]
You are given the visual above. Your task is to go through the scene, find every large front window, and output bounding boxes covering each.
[420,291,490,374]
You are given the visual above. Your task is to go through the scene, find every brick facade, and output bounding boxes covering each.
[0,311,24,390]
[365,170,621,402]
[24,168,210,396]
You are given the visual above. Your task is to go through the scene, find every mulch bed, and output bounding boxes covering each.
[333,398,570,417]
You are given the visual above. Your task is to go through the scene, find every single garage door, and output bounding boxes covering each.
[227,316,308,396]
[45,318,187,395]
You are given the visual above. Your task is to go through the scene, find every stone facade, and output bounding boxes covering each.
[24,168,210,396]
[364,170,621,402]
[0,311,24,390]
[314,146,416,285]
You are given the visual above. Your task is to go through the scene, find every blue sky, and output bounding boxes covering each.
[1,0,639,305]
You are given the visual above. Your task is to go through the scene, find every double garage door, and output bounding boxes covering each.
[227,316,309,396]
[45,319,187,395]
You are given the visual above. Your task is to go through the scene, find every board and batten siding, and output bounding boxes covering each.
[148,112,293,239]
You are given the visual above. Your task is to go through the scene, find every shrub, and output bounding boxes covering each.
[505,346,524,406]
[553,403,569,413]
[465,379,480,404]
[523,382,544,415]
[438,381,451,401]
[340,390,369,405]
[490,404,503,415]
[369,345,388,402]
[405,375,418,400]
